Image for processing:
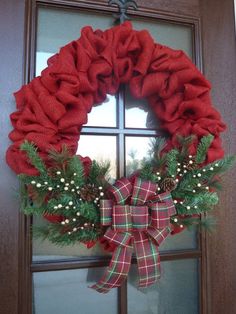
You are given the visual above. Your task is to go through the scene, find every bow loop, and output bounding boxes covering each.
[149,192,175,229]
[131,177,157,205]
[110,177,132,204]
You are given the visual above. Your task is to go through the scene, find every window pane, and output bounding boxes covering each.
[160,227,197,251]
[36,7,113,58]
[33,268,117,314]
[132,18,193,59]
[32,216,110,262]
[86,95,117,127]
[125,136,155,176]
[77,135,117,181]
[128,259,199,314]
[125,88,161,130]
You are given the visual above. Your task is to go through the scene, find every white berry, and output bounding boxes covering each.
[69,201,73,206]
[31,181,36,185]
[56,171,61,175]
[36,183,41,188]
[60,178,65,182]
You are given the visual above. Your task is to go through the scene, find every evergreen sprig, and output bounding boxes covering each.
[166,149,179,177]
[20,141,47,175]
[195,134,214,164]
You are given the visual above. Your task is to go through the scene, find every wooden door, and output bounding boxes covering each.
[0,0,235,313]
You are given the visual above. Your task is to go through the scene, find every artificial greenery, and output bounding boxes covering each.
[19,141,110,246]
[19,135,235,246]
[139,134,236,232]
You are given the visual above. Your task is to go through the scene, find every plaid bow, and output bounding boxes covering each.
[91,177,176,293]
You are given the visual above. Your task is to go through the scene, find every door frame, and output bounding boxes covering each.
[1,0,235,313]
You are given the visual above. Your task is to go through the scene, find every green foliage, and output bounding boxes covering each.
[19,136,236,243]
[18,142,109,245]
[20,141,47,175]
[166,149,179,177]
[141,135,235,232]
[195,135,214,164]
[176,135,196,161]
[139,162,158,182]
[88,160,110,186]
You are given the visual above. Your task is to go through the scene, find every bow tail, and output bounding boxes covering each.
[133,232,160,288]
[91,245,133,293]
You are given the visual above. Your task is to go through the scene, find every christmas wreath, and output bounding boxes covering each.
[6,22,235,293]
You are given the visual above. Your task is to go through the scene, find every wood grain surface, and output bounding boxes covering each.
[200,0,236,313]
[0,0,25,313]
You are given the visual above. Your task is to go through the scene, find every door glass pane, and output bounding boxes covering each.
[77,135,117,181]
[32,216,111,262]
[33,268,117,314]
[125,88,161,130]
[128,259,199,314]
[132,18,193,59]
[86,95,117,127]
[125,136,155,176]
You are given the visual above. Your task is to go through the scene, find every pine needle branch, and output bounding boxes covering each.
[195,134,214,164]
[20,141,47,175]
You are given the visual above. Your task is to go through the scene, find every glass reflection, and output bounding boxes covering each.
[128,259,199,314]
[32,217,110,262]
[125,88,160,129]
[77,135,117,181]
[160,227,197,251]
[86,95,117,127]
[125,136,155,176]
[33,268,117,314]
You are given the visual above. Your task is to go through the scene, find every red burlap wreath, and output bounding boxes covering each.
[6,22,226,175]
